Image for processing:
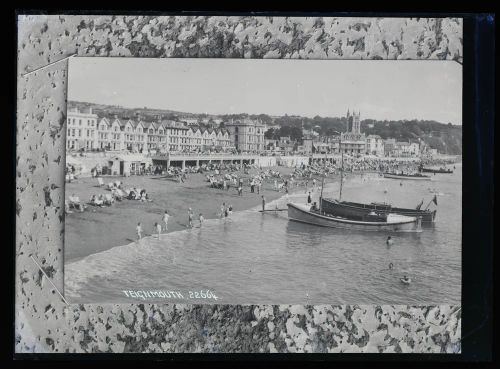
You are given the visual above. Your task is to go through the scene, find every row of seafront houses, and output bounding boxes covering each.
[66,108,243,154]
[66,107,436,158]
[295,136,426,158]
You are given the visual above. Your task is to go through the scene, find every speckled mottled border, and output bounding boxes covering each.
[16,15,462,353]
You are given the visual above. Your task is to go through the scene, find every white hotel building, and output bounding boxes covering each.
[66,108,99,150]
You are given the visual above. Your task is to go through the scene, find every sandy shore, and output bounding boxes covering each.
[65,166,340,262]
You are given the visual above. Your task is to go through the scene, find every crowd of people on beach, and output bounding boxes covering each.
[67,154,459,246]
[135,201,234,242]
[65,178,153,214]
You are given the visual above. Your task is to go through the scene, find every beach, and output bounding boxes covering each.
[64,166,338,262]
[64,166,461,305]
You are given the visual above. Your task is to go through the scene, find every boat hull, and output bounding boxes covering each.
[421,168,453,174]
[321,198,436,223]
[287,203,422,232]
[383,173,431,181]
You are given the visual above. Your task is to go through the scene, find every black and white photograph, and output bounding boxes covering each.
[17,13,496,356]
[63,57,462,305]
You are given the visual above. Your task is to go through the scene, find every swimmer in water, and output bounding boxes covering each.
[386,236,394,246]
[389,262,394,270]
[401,275,411,283]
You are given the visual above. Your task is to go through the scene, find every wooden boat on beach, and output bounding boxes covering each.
[421,167,453,174]
[383,172,431,181]
[287,203,422,232]
[320,198,437,223]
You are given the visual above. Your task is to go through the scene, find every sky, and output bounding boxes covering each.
[68,57,462,125]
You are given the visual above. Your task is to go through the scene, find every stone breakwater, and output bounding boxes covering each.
[16,15,462,353]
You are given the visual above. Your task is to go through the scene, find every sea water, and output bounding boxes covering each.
[65,165,461,305]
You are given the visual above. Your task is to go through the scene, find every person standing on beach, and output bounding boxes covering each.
[199,213,204,227]
[136,222,142,241]
[307,192,312,205]
[155,222,162,240]
[163,211,170,233]
[262,195,266,212]
[188,208,194,228]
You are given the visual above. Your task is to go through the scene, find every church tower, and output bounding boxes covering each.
[353,110,361,134]
[346,109,361,134]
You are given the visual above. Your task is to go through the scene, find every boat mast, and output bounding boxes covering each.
[319,152,326,213]
[339,135,344,201]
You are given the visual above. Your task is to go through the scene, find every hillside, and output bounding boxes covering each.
[362,119,462,155]
[266,115,462,155]
[68,100,194,120]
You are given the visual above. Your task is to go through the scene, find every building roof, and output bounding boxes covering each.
[67,107,98,116]
[160,120,189,130]
[225,118,265,127]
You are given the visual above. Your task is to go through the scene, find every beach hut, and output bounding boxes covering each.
[107,154,152,176]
